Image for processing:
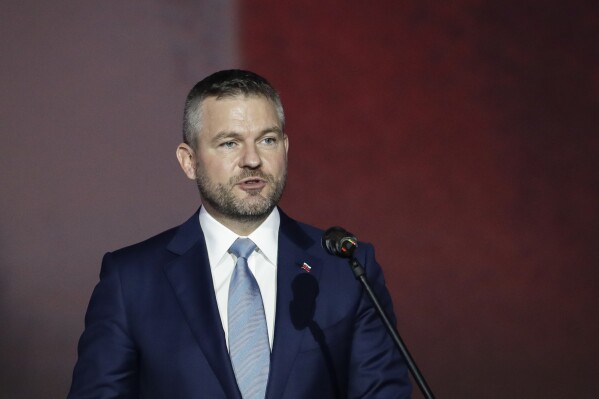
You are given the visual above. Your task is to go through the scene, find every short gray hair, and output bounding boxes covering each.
[182,69,285,149]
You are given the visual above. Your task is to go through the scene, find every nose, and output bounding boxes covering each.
[239,142,262,169]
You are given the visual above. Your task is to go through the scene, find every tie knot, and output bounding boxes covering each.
[229,238,257,260]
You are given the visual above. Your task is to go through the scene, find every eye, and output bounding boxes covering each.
[220,141,237,149]
[261,137,276,145]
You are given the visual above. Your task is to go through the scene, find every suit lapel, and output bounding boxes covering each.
[266,212,324,399]
[163,211,241,399]
[162,210,324,399]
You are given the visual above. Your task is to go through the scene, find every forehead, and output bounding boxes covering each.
[199,95,280,130]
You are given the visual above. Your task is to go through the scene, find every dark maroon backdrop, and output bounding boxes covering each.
[242,1,598,398]
[1,1,597,398]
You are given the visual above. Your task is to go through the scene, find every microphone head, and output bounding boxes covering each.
[322,226,358,258]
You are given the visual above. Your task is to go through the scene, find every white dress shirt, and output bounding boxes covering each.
[199,206,279,350]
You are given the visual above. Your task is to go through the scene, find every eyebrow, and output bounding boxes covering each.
[259,126,284,137]
[212,126,284,143]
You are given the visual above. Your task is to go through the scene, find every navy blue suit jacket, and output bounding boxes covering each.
[68,210,412,398]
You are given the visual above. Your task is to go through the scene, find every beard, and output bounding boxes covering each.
[195,167,287,223]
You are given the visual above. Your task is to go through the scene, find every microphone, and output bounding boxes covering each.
[321,225,436,398]
[322,226,358,258]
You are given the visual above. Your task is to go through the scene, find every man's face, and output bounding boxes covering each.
[191,95,288,223]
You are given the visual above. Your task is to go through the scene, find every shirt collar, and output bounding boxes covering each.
[199,206,280,267]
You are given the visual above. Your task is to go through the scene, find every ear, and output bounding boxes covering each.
[176,143,197,180]
[283,133,289,155]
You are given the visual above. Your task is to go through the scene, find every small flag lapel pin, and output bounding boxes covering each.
[301,262,312,273]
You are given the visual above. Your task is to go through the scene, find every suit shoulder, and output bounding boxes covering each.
[106,225,179,265]
[280,212,375,255]
[104,211,201,268]
[278,212,325,249]
[293,219,325,238]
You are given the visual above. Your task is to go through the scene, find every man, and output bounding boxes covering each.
[68,69,412,398]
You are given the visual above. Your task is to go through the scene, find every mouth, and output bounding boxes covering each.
[236,176,267,191]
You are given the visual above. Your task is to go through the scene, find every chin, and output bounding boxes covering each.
[234,196,275,213]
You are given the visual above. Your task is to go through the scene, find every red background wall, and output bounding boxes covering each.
[241,1,598,398]
[1,1,597,398]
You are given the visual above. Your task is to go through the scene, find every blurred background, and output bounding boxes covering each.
[1,1,597,398]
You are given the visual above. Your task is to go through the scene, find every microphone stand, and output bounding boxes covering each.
[348,257,435,399]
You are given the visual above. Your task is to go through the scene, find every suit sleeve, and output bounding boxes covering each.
[68,252,139,399]
[347,243,412,399]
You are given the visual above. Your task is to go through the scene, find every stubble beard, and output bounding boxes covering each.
[195,167,287,223]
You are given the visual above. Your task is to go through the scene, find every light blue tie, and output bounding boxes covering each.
[228,238,270,399]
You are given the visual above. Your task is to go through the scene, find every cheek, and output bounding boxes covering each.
[269,152,288,172]
[200,157,237,180]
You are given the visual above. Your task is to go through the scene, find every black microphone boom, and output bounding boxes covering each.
[321,226,435,399]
